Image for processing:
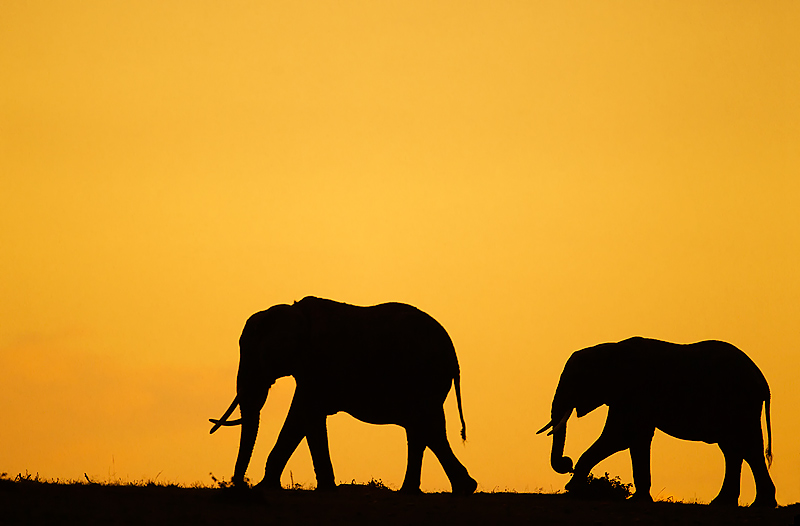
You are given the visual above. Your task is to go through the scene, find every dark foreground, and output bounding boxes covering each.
[1,479,797,526]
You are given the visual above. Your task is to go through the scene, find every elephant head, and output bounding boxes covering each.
[537,346,618,474]
[209,303,307,486]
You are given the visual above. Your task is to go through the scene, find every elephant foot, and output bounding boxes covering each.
[231,477,250,490]
[451,476,478,496]
[315,481,337,492]
[628,491,653,504]
[750,495,777,508]
[398,485,423,495]
[564,475,587,493]
[709,494,739,507]
[253,478,283,491]
[217,483,266,504]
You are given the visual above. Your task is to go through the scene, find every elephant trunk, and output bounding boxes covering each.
[549,411,573,474]
[232,407,261,487]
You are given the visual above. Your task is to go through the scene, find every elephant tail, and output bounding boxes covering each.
[209,395,242,434]
[454,370,467,442]
[765,392,773,468]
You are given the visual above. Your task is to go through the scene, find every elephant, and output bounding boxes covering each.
[538,337,776,507]
[210,296,478,495]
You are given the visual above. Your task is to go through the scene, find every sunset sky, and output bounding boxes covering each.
[2,1,799,505]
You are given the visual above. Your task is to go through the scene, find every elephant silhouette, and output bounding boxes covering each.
[538,337,776,507]
[210,296,478,494]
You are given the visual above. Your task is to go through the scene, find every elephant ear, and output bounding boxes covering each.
[562,346,615,417]
[575,400,604,418]
[241,304,308,376]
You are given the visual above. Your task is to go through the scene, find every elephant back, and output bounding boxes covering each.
[292,297,460,416]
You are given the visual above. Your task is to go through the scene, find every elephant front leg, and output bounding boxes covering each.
[567,436,628,493]
[567,408,632,493]
[257,398,309,490]
[305,414,336,490]
[628,430,655,502]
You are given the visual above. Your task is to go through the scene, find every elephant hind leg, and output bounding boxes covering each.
[414,409,477,495]
[742,431,777,507]
[399,427,425,494]
[746,456,777,507]
[628,429,655,502]
[710,442,743,507]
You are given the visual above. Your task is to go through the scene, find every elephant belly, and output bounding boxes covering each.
[341,407,401,426]
[657,422,718,444]
[307,362,452,425]
[655,400,752,445]
[326,383,449,428]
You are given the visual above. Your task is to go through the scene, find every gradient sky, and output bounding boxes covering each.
[2,1,799,505]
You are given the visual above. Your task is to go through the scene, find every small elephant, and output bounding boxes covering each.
[538,337,776,507]
[210,296,477,494]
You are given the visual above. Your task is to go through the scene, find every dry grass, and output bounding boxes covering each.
[1,472,797,526]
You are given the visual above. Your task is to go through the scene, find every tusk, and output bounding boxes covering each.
[209,418,242,426]
[547,410,571,436]
[536,420,554,435]
[209,395,240,434]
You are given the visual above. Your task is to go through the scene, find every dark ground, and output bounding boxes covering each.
[1,479,797,526]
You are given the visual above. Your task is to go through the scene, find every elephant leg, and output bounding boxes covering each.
[628,428,655,502]
[710,442,742,507]
[568,408,633,492]
[746,452,776,507]
[400,426,425,494]
[422,409,477,495]
[742,428,777,507]
[305,414,336,491]
[257,395,309,490]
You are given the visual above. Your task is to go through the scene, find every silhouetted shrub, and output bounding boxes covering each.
[209,472,235,489]
[567,472,633,501]
[362,478,389,490]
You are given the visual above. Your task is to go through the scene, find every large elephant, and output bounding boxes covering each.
[210,296,477,494]
[538,337,776,507]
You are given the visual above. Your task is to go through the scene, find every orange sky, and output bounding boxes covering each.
[2,1,799,505]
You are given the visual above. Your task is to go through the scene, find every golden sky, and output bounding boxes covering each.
[2,1,799,505]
